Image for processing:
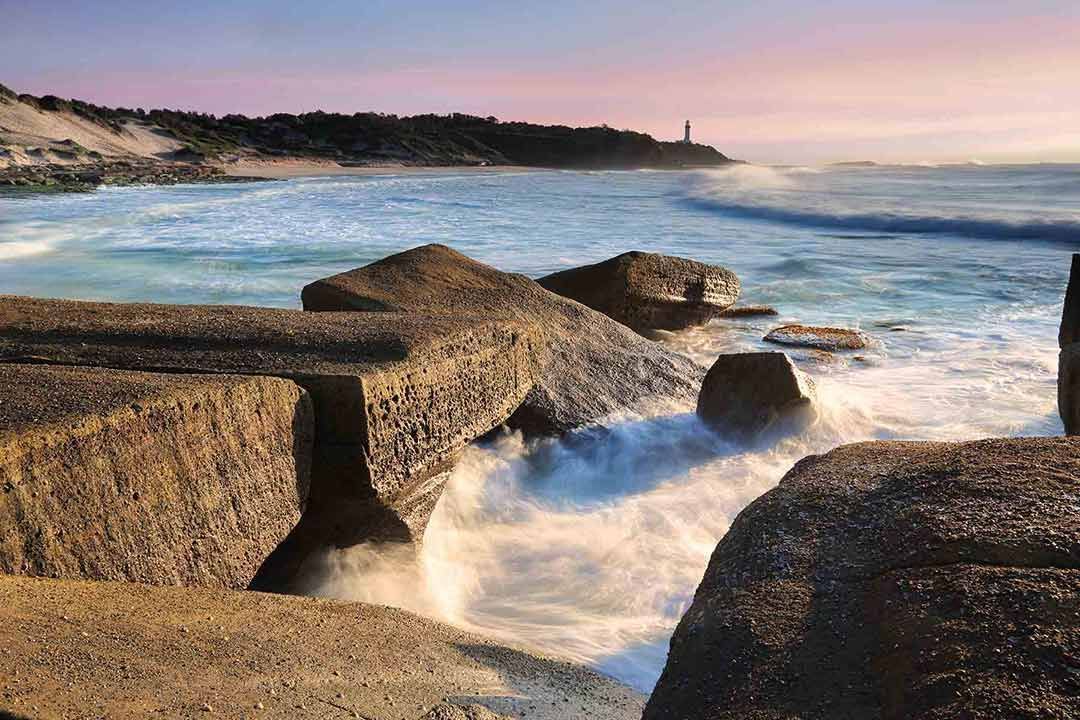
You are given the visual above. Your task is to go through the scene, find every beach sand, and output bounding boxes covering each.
[222,157,529,179]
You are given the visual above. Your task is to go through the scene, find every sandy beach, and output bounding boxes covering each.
[222,158,532,179]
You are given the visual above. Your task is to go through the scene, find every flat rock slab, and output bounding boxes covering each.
[303,244,705,434]
[0,296,540,589]
[646,437,1080,720]
[763,323,870,350]
[697,352,816,439]
[716,304,778,318]
[537,251,740,332]
[0,363,312,589]
[0,574,644,720]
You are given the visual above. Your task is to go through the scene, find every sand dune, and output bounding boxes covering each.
[0,92,182,167]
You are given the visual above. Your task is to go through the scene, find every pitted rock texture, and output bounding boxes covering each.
[302,244,705,434]
[0,575,644,720]
[763,323,870,351]
[0,363,312,589]
[697,352,816,439]
[0,296,540,589]
[645,437,1080,720]
[536,251,740,332]
[1060,253,1080,434]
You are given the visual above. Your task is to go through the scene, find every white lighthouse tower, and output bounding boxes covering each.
[684,120,691,144]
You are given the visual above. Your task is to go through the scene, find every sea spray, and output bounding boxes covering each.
[302,385,882,692]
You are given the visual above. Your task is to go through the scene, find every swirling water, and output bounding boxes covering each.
[1,163,1076,691]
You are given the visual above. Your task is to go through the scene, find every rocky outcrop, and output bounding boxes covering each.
[302,244,705,434]
[646,437,1080,720]
[0,363,312,589]
[0,296,540,591]
[1059,253,1080,434]
[697,352,816,440]
[0,574,644,720]
[764,323,869,350]
[536,251,740,332]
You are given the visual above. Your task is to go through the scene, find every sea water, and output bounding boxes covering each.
[1,163,1077,691]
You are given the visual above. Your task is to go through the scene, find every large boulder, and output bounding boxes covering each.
[646,437,1080,720]
[302,244,705,434]
[1059,253,1080,434]
[764,323,870,351]
[0,296,540,591]
[0,574,644,720]
[697,352,816,440]
[0,363,312,589]
[536,251,740,332]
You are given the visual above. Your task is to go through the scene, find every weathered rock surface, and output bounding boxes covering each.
[302,244,705,434]
[763,323,869,350]
[646,437,1080,720]
[536,251,740,332]
[0,574,644,720]
[0,296,540,590]
[1059,253,1080,434]
[716,304,778,318]
[697,352,816,439]
[0,363,312,589]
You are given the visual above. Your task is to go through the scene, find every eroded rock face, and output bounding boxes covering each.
[0,574,644,720]
[697,352,816,439]
[302,244,705,434]
[536,251,740,332]
[0,296,540,590]
[0,363,312,589]
[645,437,1080,720]
[1059,253,1080,434]
[764,323,869,350]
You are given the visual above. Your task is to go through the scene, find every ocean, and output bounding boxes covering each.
[1,162,1076,691]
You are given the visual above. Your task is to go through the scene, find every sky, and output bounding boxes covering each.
[2,0,1079,164]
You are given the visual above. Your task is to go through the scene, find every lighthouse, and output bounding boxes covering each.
[684,120,691,144]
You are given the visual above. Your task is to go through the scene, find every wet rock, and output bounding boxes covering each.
[302,244,705,434]
[696,352,816,439]
[536,251,740,332]
[0,296,540,591]
[0,363,312,589]
[716,304,778,318]
[646,437,1080,720]
[763,323,869,350]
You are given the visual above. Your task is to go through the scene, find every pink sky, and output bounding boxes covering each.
[5,1,1079,164]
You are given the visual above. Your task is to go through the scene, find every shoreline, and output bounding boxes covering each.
[221,157,536,179]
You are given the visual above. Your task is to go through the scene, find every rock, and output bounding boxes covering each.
[0,363,312,589]
[1059,253,1080,348]
[536,251,740,332]
[302,244,705,434]
[716,304,778,318]
[1059,254,1080,435]
[646,437,1080,720]
[0,575,644,720]
[0,296,540,591]
[696,352,816,439]
[763,323,869,350]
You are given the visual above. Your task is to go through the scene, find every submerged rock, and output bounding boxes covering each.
[646,437,1080,720]
[0,363,312,589]
[536,251,740,332]
[0,574,644,720]
[1059,253,1080,434]
[716,304,778,318]
[763,323,869,350]
[0,295,539,591]
[302,244,705,434]
[696,352,816,439]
